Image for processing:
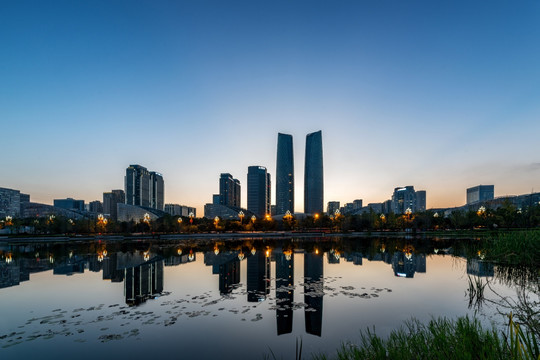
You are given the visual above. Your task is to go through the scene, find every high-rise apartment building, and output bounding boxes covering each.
[416,191,426,212]
[0,187,21,218]
[125,165,164,210]
[391,186,416,214]
[248,166,269,218]
[276,133,294,215]
[103,190,125,221]
[391,186,427,214]
[266,172,271,216]
[151,172,164,211]
[219,173,241,207]
[304,130,324,214]
[467,185,494,205]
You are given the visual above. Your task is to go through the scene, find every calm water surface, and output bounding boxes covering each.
[0,237,532,359]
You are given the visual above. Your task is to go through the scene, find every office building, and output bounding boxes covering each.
[0,187,21,217]
[164,204,196,217]
[88,200,103,213]
[103,190,125,221]
[212,194,220,205]
[125,165,164,211]
[248,166,269,218]
[327,201,340,216]
[54,198,85,212]
[467,185,494,205]
[353,199,363,210]
[219,173,241,207]
[304,130,324,214]
[276,133,294,215]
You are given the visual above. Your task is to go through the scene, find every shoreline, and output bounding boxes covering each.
[0,229,497,243]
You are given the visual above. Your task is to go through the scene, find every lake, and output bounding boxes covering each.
[0,236,533,359]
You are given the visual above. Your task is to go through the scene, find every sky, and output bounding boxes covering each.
[1,0,540,215]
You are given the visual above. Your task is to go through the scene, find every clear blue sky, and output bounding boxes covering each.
[1,0,539,214]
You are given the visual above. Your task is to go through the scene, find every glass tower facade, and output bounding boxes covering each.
[276,133,294,215]
[247,166,268,218]
[304,130,324,215]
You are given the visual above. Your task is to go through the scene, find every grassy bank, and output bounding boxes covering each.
[484,230,540,266]
[268,316,538,360]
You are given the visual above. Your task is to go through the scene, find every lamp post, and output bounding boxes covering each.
[239,211,245,225]
[214,216,220,230]
[189,212,194,224]
[177,217,183,233]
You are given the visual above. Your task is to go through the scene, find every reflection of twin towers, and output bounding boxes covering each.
[214,250,324,336]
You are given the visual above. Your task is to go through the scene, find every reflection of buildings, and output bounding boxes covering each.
[467,258,494,277]
[204,252,240,294]
[124,258,164,306]
[304,252,323,336]
[53,256,86,276]
[0,257,54,289]
[345,252,363,265]
[247,252,270,302]
[102,253,124,283]
[391,252,426,278]
[275,251,294,335]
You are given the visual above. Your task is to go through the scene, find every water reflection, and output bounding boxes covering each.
[275,248,294,335]
[0,236,538,349]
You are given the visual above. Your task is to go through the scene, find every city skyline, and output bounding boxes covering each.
[2,1,539,215]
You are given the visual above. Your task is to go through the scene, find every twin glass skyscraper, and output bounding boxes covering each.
[276,130,324,215]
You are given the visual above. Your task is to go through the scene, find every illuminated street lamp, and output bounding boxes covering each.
[284,210,293,221]
[251,215,256,223]
[477,206,486,216]
[214,216,220,229]
[238,211,244,224]
[380,214,386,221]
[405,208,412,222]
[189,212,194,224]
[433,212,439,218]
[143,213,150,223]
